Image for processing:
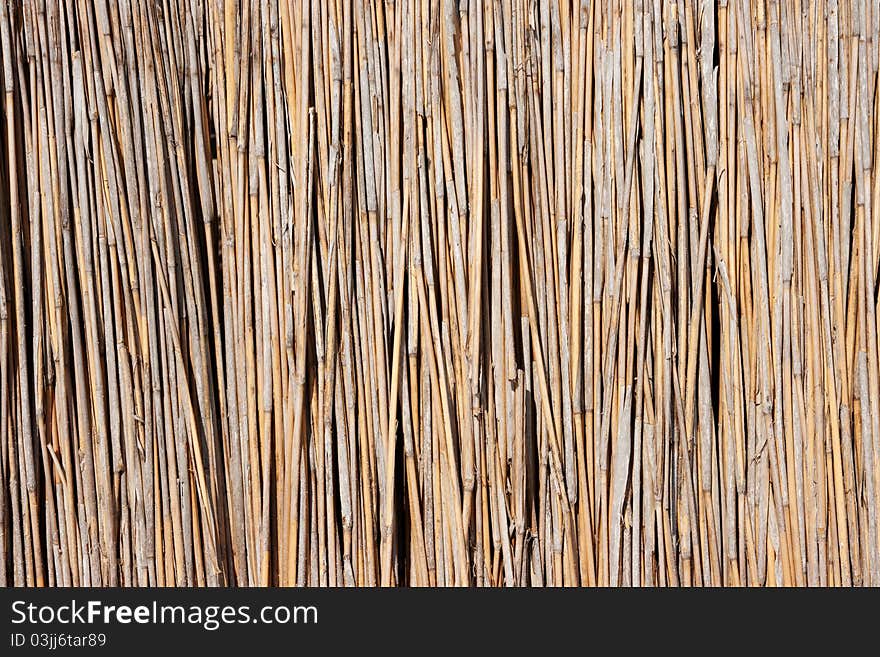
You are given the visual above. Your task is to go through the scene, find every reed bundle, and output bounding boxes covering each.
[1,0,879,587]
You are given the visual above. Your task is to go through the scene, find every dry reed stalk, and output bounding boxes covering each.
[1,0,879,587]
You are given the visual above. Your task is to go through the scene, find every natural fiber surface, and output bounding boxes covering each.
[1,0,880,586]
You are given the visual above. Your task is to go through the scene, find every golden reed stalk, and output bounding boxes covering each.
[1,0,879,587]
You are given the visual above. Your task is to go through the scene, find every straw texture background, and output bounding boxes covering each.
[1,0,880,587]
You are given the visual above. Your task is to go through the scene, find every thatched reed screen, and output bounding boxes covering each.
[1,0,879,587]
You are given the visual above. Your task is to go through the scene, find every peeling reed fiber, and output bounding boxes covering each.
[1,0,880,587]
